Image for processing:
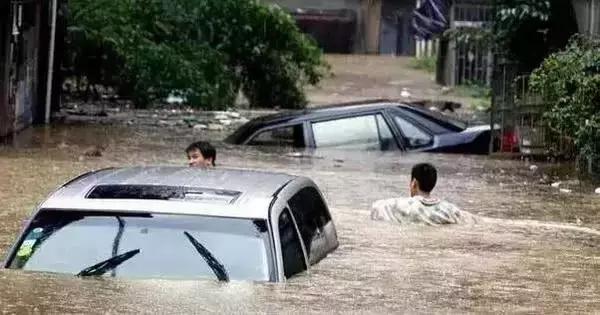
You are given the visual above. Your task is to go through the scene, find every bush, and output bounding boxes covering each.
[65,0,328,109]
[410,56,436,74]
[529,36,600,175]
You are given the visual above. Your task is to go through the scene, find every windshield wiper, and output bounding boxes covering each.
[183,231,229,282]
[77,249,140,277]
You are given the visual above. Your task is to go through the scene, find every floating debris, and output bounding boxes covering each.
[166,94,185,104]
[207,123,225,131]
[551,182,561,188]
[529,165,538,172]
[400,88,411,98]
[595,188,600,194]
[559,188,572,194]
[286,152,324,159]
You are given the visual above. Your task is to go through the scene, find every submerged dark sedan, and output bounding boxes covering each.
[226,100,496,154]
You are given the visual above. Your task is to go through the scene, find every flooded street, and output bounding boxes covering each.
[1,124,600,313]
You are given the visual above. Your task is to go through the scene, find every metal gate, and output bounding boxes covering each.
[448,1,494,86]
[489,58,575,157]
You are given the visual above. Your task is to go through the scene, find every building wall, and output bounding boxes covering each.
[379,0,415,56]
[0,1,48,139]
[15,2,41,131]
[263,0,384,53]
[362,0,382,53]
[1,3,13,138]
[572,0,600,35]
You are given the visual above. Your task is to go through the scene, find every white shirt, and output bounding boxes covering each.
[371,195,474,226]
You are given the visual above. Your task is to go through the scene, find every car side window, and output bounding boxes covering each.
[288,187,332,264]
[393,115,433,148]
[278,208,307,278]
[248,125,304,147]
[376,115,398,150]
[311,114,394,150]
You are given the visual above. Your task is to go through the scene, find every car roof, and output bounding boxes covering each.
[225,99,404,143]
[226,99,471,144]
[40,167,298,219]
[248,99,400,125]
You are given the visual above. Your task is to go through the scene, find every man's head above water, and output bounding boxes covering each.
[186,141,216,167]
[410,163,437,197]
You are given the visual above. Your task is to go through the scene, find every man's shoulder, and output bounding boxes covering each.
[371,197,413,208]
[437,200,461,210]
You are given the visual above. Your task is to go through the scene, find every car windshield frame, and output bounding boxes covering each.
[6,209,276,281]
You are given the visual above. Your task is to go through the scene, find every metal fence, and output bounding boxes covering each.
[490,59,575,157]
[415,38,439,58]
[448,1,494,86]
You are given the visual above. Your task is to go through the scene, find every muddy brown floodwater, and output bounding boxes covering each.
[1,124,599,313]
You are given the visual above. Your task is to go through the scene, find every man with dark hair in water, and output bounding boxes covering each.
[186,141,216,167]
[371,163,470,225]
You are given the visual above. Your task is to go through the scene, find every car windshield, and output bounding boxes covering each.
[8,210,274,281]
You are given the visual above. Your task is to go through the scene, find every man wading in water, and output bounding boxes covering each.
[371,163,471,225]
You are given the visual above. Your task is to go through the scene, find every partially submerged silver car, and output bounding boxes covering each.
[4,167,339,282]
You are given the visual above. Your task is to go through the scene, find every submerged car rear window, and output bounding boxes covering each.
[398,106,467,133]
[9,210,274,281]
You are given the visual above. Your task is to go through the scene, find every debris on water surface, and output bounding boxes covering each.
[529,165,538,172]
[207,123,224,131]
[595,188,600,194]
[559,188,572,194]
[286,152,324,159]
[166,94,185,104]
[551,182,561,188]
[83,145,105,157]
[564,179,581,186]
[400,88,411,98]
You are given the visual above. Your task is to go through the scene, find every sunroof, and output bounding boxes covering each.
[86,185,241,204]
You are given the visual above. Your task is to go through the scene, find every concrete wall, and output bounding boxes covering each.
[0,4,13,138]
[361,0,382,53]
[572,0,600,35]
[379,0,415,55]
[14,2,41,132]
[0,1,47,139]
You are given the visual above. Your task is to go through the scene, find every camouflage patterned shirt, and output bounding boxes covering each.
[371,195,472,225]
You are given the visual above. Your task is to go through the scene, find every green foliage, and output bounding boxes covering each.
[410,56,437,74]
[529,36,600,172]
[446,0,577,73]
[444,1,550,50]
[449,83,492,111]
[495,0,551,45]
[443,27,495,49]
[64,0,328,109]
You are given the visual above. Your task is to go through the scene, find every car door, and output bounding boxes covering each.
[307,113,399,151]
[245,124,306,148]
[387,109,435,151]
[276,208,308,280]
[287,186,339,265]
